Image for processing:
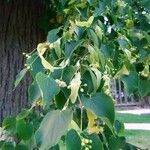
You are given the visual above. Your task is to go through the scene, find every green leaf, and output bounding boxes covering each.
[58,140,66,150]
[65,40,84,58]
[26,52,44,77]
[15,144,29,150]
[118,37,130,49]
[88,69,98,94]
[16,119,33,141]
[49,145,59,150]
[36,72,60,104]
[114,65,129,79]
[108,136,126,150]
[88,29,99,47]
[124,143,139,150]
[51,69,62,80]
[28,81,41,102]
[101,117,114,134]
[55,91,67,109]
[47,28,60,43]
[62,66,77,85]
[87,45,100,65]
[0,142,15,150]
[94,1,106,17]
[66,129,81,150]
[82,93,115,124]
[140,0,150,10]
[88,45,106,69]
[68,0,76,5]
[35,109,73,149]
[138,79,150,97]
[15,68,27,88]
[88,133,104,150]
[95,25,103,40]
[121,71,139,96]
[91,68,101,91]
[2,117,16,133]
[16,109,30,120]
[96,47,106,70]
[68,120,80,132]
[87,0,96,5]
[100,44,114,58]
[82,70,98,94]
[114,120,125,137]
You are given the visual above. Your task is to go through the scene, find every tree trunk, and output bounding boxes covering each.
[0,0,45,123]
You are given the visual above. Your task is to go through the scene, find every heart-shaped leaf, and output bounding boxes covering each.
[36,72,60,104]
[35,109,73,149]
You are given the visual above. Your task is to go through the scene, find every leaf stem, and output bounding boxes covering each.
[78,95,83,131]
[62,98,70,110]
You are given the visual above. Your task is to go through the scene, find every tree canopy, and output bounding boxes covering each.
[0,0,150,149]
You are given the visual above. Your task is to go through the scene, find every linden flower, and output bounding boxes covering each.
[36,99,44,107]
[0,128,13,142]
[88,126,104,134]
[55,79,67,87]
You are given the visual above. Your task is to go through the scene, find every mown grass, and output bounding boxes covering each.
[116,113,150,123]
[116,113,150,149]
[125,130,150,149]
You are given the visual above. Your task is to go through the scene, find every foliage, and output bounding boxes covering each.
[1,0,150,149]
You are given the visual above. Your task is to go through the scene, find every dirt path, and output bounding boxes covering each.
[117,109,150,115]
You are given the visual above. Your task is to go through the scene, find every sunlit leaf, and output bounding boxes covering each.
[87,45,100,66]
[35,109,73,149]
[16,109,30,120]
[88,29,99,47]
[114,65,129,79]
[75,16,94,28]
[91,67,102,90]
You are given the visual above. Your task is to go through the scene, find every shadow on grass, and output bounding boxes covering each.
[116,113,150,149]
[125,130,150,149]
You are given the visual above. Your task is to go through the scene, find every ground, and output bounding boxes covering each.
[116,109,150,149]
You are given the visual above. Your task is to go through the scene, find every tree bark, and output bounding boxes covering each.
[0,0,45,123]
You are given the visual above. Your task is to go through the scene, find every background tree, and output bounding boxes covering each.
[0,0,45,123]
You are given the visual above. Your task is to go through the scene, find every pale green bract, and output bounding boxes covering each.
[75,16,94,28]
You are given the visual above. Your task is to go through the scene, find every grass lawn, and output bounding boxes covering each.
[116,113,150,149]
[116,113,150,123]
[125,130,150,149]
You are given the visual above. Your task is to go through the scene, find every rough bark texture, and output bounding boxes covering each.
[0,0,45,123]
